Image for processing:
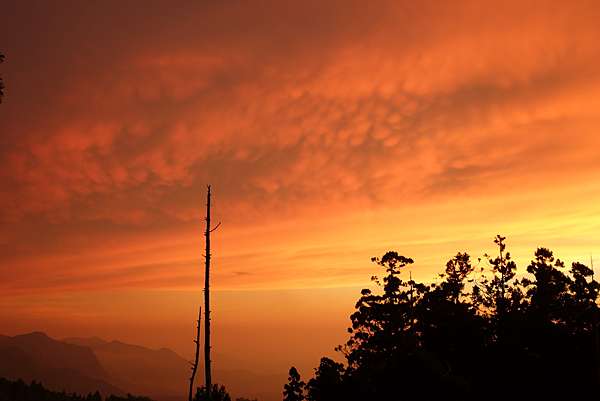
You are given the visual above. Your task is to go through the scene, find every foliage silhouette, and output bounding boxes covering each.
[305,358,344,401]
[0,377,153,401]
[283,367,304,401]
[286,236,600,400]
[193,384,231,401]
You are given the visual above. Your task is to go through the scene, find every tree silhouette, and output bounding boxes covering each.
[340,251,420,368]
[305,358,344,401]
[289,235,600,400]
[283,367,304,401]
[524,247,569,320]
[189,306,202,401]
[337,251,454,399]
[440,252,473,304]
[0,53,4,102]
[568,261,600,336]
[477,235,518,317]
[203,186,214,399]
[0,377,154,401]
[193,384,231,401]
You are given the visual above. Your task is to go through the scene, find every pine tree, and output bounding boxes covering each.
[283,367,305,401]
[306,358,344,401]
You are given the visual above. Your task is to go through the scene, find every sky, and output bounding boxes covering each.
[1,0,600,387]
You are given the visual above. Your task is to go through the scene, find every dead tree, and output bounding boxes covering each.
[189,185,219,401]
[593,255,600,383]
[0,53,5,102]
[203,185,220,399]
[188,306,201,401]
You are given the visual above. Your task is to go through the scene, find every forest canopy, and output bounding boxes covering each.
[284,235,600,401]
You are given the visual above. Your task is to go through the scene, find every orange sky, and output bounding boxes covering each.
[1,0,600,384]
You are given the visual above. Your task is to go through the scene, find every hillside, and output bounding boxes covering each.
[64,337,281,401]
[0,332,280,401]
[63,337,188,400]
[0,333,123,396]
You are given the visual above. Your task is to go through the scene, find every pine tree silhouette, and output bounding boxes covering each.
[283,367,305,401]
[289,235,600,400]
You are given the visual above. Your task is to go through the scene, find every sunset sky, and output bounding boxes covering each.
[1,0,600,383]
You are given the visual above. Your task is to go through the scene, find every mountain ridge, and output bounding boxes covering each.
[0,332,123,396]
[1,332,281,401]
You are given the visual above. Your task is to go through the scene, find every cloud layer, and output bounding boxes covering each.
[1,0,600,295]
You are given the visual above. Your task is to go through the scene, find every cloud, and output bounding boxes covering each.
[0,0,599,294]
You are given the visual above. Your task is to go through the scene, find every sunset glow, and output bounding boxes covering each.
[2,0,600,395]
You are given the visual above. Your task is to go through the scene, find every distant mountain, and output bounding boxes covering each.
[63,337,188,400]
[0,332,281,401]
[0,332,123,396]
[63,337,282,401]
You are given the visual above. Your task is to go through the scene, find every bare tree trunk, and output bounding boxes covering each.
[593,256,600,383]
[204,185,212,399]
[596,318,600,384]
[189,306,201,401]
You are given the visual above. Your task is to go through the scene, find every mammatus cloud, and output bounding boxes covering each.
[0,0,599,295]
